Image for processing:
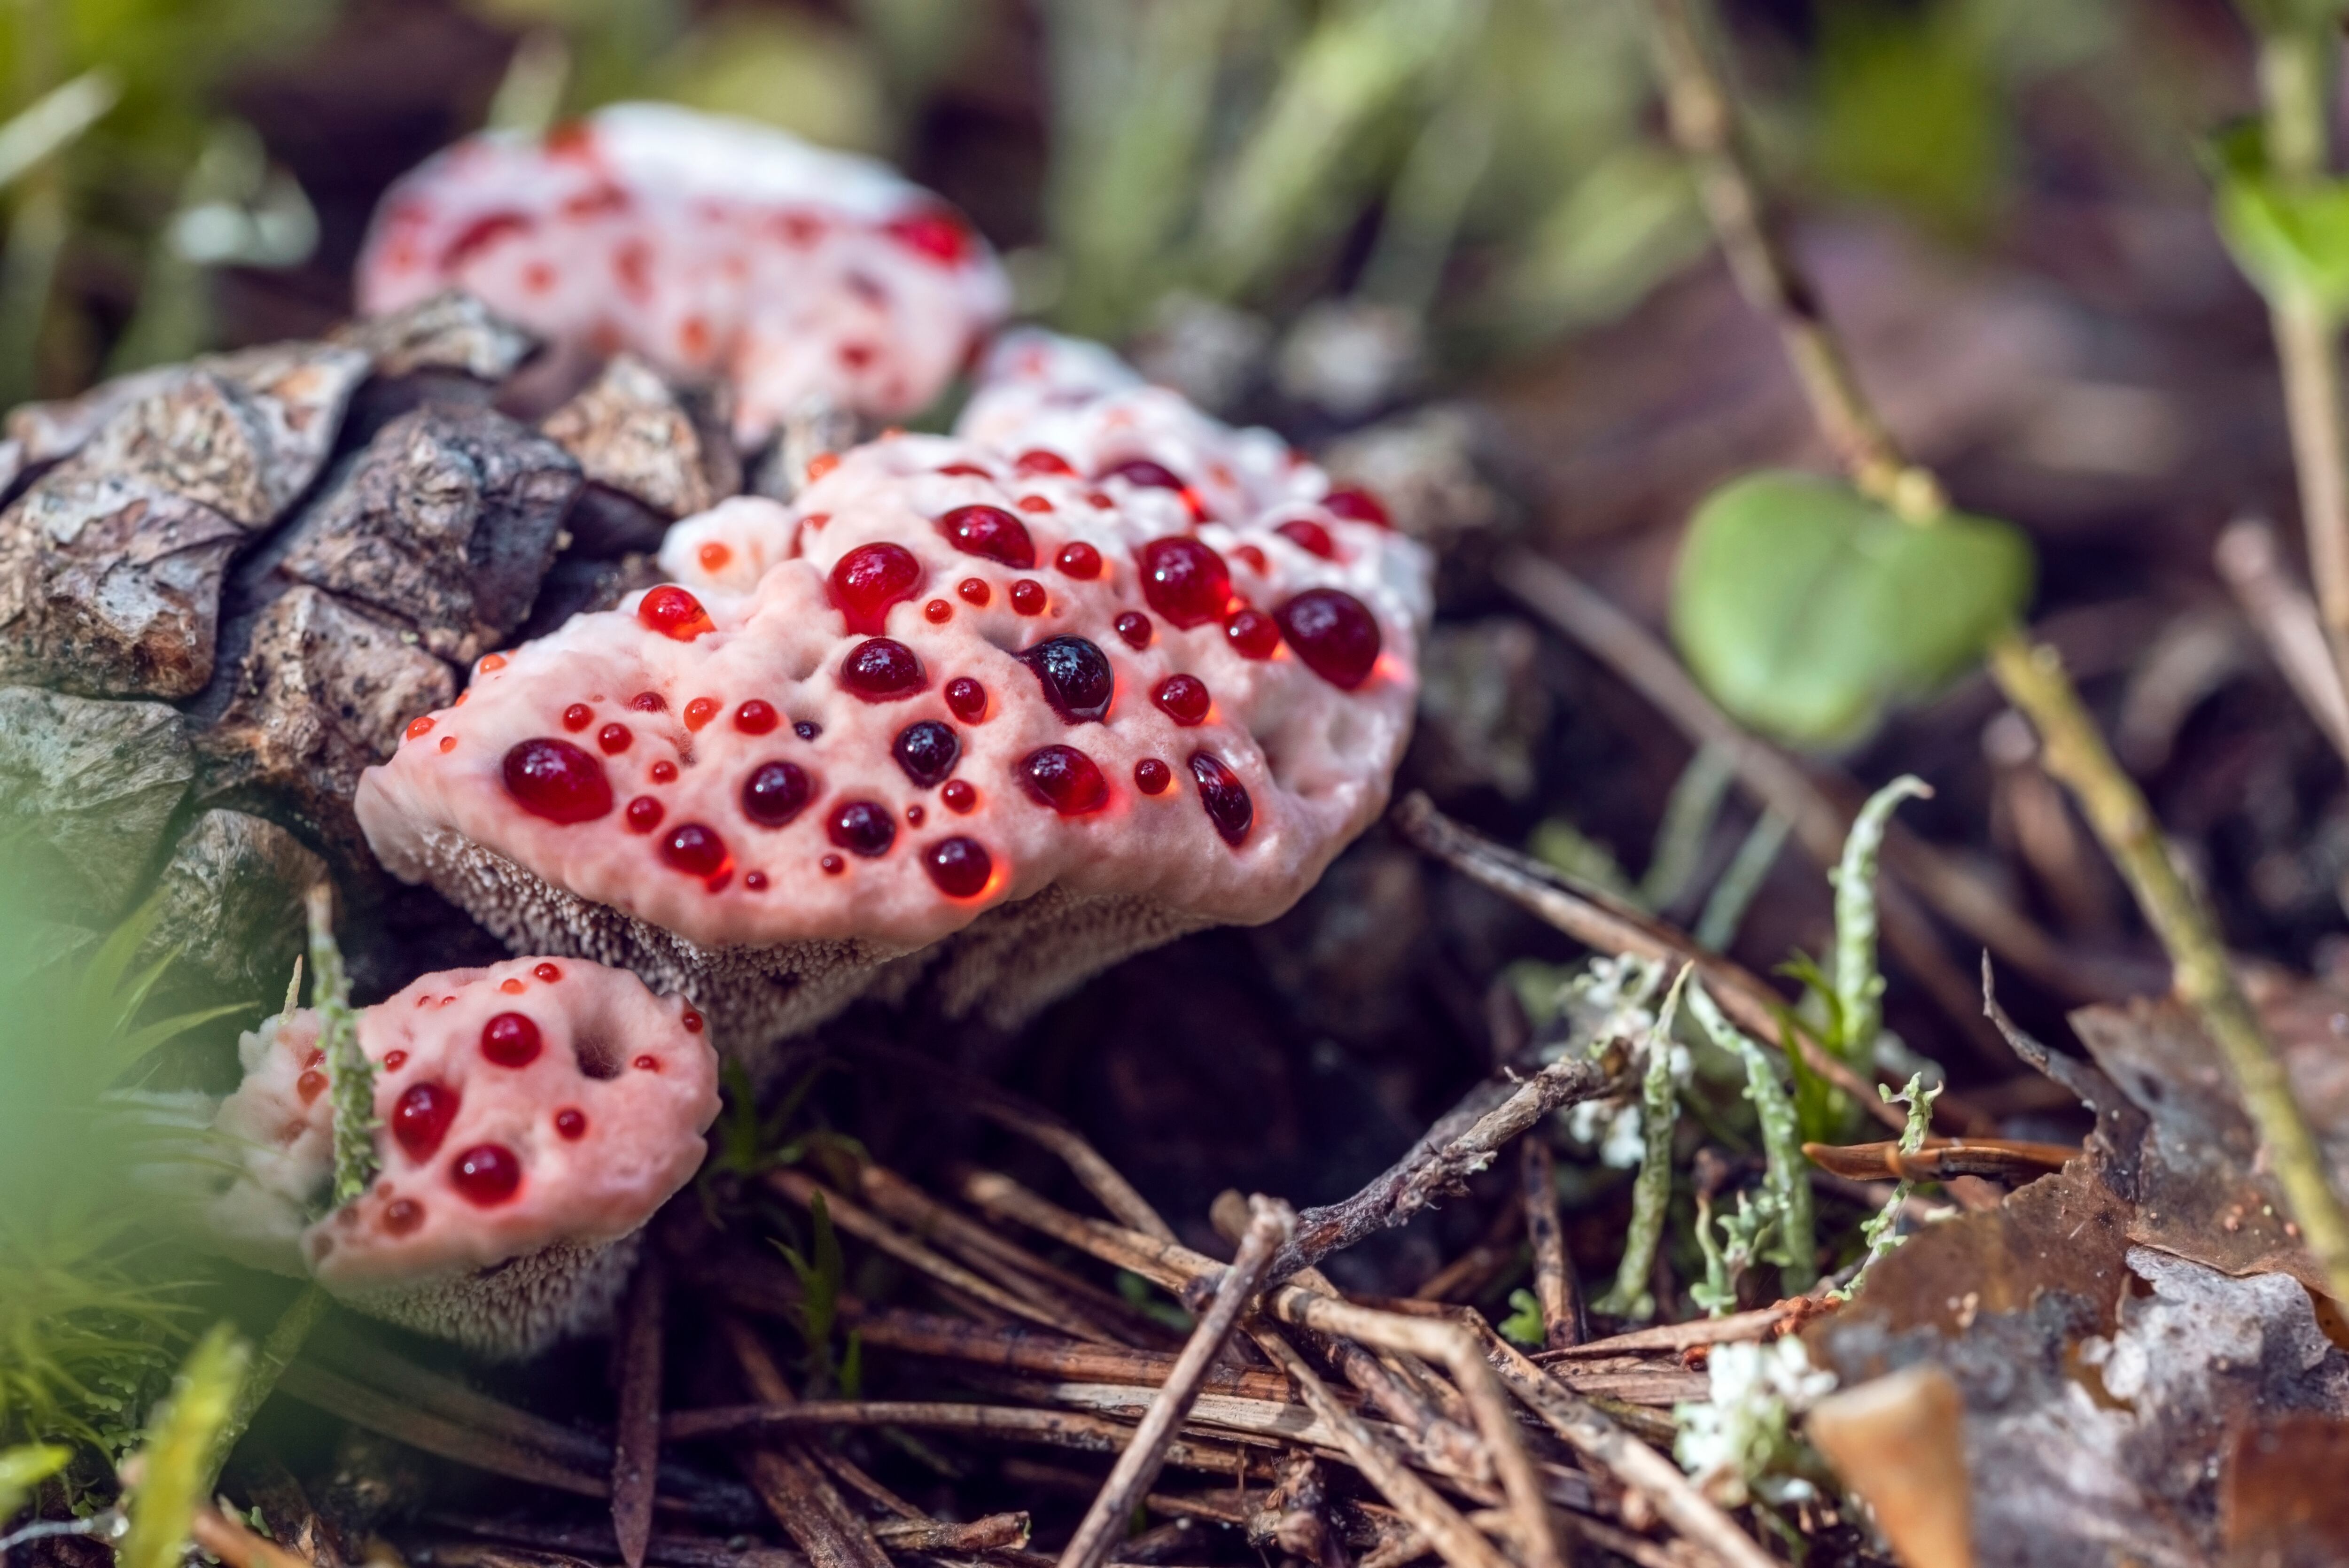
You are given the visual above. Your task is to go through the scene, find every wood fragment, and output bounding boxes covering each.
[612,1257,666,1568]
[1409,1196,1524,1305]
[1801,1135,2078,1184]
[1534,1306,1791,1359]
[666,1397,1255,1474]
[2216,517,2349,767]
[276,1360,608,1498]
[1058,1197,1294,1568]
[1520,1139,1584,1350]
[721,1318,894,1568]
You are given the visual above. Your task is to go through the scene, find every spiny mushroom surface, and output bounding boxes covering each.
[355,334,1431,1052]
[355,102,1011,443]
[204,955,718,1355]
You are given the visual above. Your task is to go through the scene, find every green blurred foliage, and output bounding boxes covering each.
[117,1323,248,1568]
[2210,120,2349,319]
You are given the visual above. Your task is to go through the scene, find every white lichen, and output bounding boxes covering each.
[1674,1336,1837,1507]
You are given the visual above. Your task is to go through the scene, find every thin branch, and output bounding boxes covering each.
[1519,1139,1585,1350]
[721,1319,893,1568]
[1058,1198,1294,1568]
[611,1256,666,1568]
[2214,516,2349,766]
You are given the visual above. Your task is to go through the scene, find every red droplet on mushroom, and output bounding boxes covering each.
[383,1198,425,1235]
[735,699,778,734]
[1277,588,1382,689]
[1233,544,1268,575]
[1277,519,1338,559]
[1018,496,1053,513]
[743,760,813,826]
[935,462,992,479]
[598,723,632,755]
[1135,759,1172,794]
[384,1050,408,1071]
[626,796,663,832]
[631,692,667,713]
[1056,542,1102,579]
[839,638,926,701]
[1104,457,1185,491]
[393,1082,461,1160]
[1016,636,1114,723]
[698,541,732,572]
[534,963,563,982]
[684,697,719,730]
[795,721,822,740]
[633,1054,662,1071]
[745,870,769,891]
[561,703,592,732]
[442,209,533,268]
[479,653,507,673]
[1019,745,1108,815]
[1010,578,1046,614]
[639,585,715,641]
[1015,449,1075,476]
[1189,752,1253,845]
[1322,484,1391,527]
[661,823,730,877]
[1224,608,1281,660]
[941,779,977,813]
[807,452,840,484]
[906,804,926,826]
[503,738,614,823]
[451,1143,523,1206]
[682,1008,705,1032]
[828,800,897,857]
[499,978,525,994]
[1114,612,1152,649]
[822,854,845,874]
[925,598,952,623]
[893,721,961,788]
[828,542,923,635]
[1153,674,1211,726]
[1137,537,1231,628]
[438,736,458,753]
[926,837,993,897]
[482,1012,544,1068]
[958,577,991,606]
[939,505,1036,568]
[885,207,975,264]
[406,716,435,740]
[650,759,678,783]
[945,677,987,722]
[555,1108,587,1140]
[297,1069,327,1104]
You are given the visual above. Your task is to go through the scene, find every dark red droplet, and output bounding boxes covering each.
[1323,484,1391,528]
[884,207,974,264]
[1189,752,1253,846]
[1017,636,1114,723]
[661,822,730,877]
[383,1049,408,1071]
[1137,537,1231,628]
[1104,457,1185,491]
[821,854,845,874]
[828,543,923,635]
[1224,607,1281,660]
[941,779,977,813]
[1277,519,1338,559]
[684,697,719,730]
[840,637,926,701]
[1015,449,1074,476]
[735,699,779,734]
[650,759,678,783]
[1010,578,1047,615]
[925,598,952,623]
[1019,745,1109,815]
[939,505,1036,568]
[893,721,961,787]
[533,963,562,982]
[1276,588,1382,689]
[926,837,993,897]
[383,1198,425,1235]
[745,870,769,891]
[958,577,991,606]
[626,795,663,832]
[451,1143,523,1206]
[296,1069,326,1104]
[743,760,813,827]
[598,722,632,754]
[829,800,897,857]
[1114,612,1152,649]
[639,585,715,641]
[555,1108,587,1140]
[633,1055,661,1072]
[795,721,822,740]
[945,676,987,722]
[1153,674,1211,726]
[935,462,993,479]
[503,738,613,823]
[482,1012,543,1068]
[630,691,667,713]
[1234,544,1268,575]
[1056,542,1102,579]
[682,1008,704,1033]
[393,1082,460,1161]
[906,803,926,826]
[561,703,593,731]
[1135,758,1172,794]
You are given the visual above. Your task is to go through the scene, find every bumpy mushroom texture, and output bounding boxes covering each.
[355,350,1430,1054]
[355,103,1011,445]
[204,955,719,1356]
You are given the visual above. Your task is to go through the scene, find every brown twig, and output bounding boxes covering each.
[2214,516,2349,766]
[1519,1139,1585,1350]
[1390,790,1906,1131]
[1534,1307,1789,1360]
[612,1257,666,1568]
[275,1360,607,1498]
[1058,1198,1295,1568]
[1800,1135,2077,1184]
[1410,1192,1525,1305]
[721,1318,893,1568]
[665,1397,1256,1473]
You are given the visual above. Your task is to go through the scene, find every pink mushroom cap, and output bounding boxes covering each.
[355,103,1011,442]
[354,334,1431,1047]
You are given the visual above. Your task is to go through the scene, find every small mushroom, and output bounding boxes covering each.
[354,103,1011,446]
[203,956,718,1356]
[355,333,1432,1060]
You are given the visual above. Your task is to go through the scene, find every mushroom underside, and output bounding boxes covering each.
[333,1232,642,1358]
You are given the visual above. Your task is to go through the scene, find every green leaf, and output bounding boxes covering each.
[1498,1289,1546,1347]
[119,1323,249,1568]
[1671,472,2033,747]
[2210,123,2349,317]
[0,1443,69,1519]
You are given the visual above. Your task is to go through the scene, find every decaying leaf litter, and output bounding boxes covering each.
[13,0,2349,1566]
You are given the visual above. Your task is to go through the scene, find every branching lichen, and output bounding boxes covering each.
[304,886,374,1208]
[1686,978,1815,1291]
[1830,774,1930,1067]
[1593,963,1691,1321]
[1832,1072,1941,1302]
[1690,1188,1779,1317]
